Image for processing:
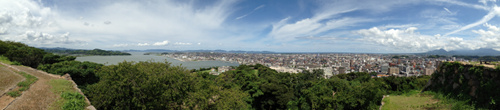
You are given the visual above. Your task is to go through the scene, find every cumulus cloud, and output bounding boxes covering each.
[355,27,479,52]
[473,23,500,50]
[14,31,82,45]
[0,0,84,46]
[137,43,149,46]
[153,40,169,46]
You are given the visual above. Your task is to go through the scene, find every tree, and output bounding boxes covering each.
[86,61,249,110]
[38,61,102,87]
[5,46,46,68]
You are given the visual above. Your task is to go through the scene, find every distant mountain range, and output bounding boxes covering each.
[124,49,276,54]
[421,48,500,56]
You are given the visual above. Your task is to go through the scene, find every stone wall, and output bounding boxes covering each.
[423,62,500,109]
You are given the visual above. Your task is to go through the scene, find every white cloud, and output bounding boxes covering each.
[235,4,265,20]
[270,16,370,41]
[137,43,150,46]
[434,0,489,10]
[444,5,500,36]
[356,27,479,52]
[268,0,421,42]
[153,40,169,46]
[112,44,129,47]
[0,0,245,49]
[473,23,500,50]
[173,42,192,45]
[479,0,496,6]
[0,0,85,47]
[443,7,453,14]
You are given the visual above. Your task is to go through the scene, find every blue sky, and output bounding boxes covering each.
[1,0,500,53]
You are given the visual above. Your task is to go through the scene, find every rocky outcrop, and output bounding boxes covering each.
[423,62,500,109]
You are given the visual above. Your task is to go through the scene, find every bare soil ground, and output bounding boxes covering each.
[3,65,61,110]
[458,61,497,69]
[0,66,24,95]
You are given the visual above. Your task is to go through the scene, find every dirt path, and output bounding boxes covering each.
[2,65,61,110]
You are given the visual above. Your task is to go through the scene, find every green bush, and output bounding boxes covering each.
[19,87,28,91]
[7,91,21,97]
[61,92,86,110]
[11,61,21,65]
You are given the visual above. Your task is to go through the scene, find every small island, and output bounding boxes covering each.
[43,48,131,56]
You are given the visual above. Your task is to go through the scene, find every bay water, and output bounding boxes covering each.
[75,52,239,70]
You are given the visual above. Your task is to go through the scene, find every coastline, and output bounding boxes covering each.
[163,55,239,64]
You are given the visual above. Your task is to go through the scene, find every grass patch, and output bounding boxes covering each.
[421,91,476,110]
[11,61,22,65]
[0,56,12,65]
[382,90,479,110]
[6,91,21,97]
[200,70,212,73]
[251,70,258,75]
[382,90,451,110]
[48,79,87,110]
[17,72,38,90]
[48,79,76,94]
[6,72,38,97]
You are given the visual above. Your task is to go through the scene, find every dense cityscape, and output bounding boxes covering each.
[165,52,462,77]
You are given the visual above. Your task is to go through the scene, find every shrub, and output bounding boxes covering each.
[7,91,21,97]
[61,92,86,110]
[11,61,21,65]
[19,87,28,91]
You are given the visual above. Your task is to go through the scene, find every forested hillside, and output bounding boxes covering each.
[43,48,131,56]
[0,40,103,90]
[83,61,429,109]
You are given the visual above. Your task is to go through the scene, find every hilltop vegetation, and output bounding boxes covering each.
[0,40,103,89]
[82,61,430,109]
[43,48,131,56]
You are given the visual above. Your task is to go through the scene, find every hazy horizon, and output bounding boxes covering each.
[1,0,500,53]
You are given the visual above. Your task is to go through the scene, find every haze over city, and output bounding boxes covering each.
[1,0,500,53]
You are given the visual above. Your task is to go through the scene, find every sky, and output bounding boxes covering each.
[1,0,500,53]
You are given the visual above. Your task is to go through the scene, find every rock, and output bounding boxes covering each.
[469,86,477,97]
[464,73,470,79]
[86,105,96,110]
[63,74,72,80]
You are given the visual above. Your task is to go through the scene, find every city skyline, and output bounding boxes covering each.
[1,0,500,53]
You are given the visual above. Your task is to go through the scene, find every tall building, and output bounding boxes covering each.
[389,67,399,75]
